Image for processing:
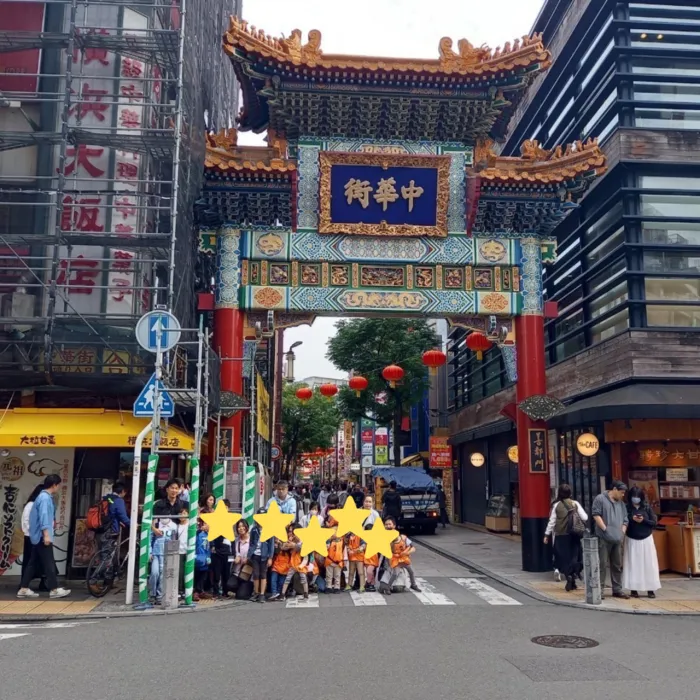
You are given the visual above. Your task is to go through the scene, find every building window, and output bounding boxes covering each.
[634,81,700,104]
[591,309,629,343]
[589,258,626,294]
[635,108,700,130]
[596,114,619,144]
[641,194,700,219]
[629,5,700,25]
[585,201,623,244]
[581,40,614,90]
[645,278,700,301]
[632,30,700,52]
[647,305,700,327]
[642,221,700,246]
[590,280,628,319]
[644,251,700,273]
[583,90,617,137]
[587,225,624,265]
[631,57,700,76]
[639,175,700,190]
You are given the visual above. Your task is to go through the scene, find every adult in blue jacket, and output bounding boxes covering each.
[17,474,71,599]
[106,482,131,533]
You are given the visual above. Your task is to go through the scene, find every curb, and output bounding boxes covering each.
[0,599,248,623]
[413,536,699,617]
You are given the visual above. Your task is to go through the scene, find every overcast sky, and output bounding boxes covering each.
[237,0,545,380]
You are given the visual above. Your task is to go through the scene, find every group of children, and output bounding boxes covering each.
[148,495,421,605]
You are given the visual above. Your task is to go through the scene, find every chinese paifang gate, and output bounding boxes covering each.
[198,18,607,571]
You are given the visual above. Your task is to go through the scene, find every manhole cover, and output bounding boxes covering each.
[531,635,599,649]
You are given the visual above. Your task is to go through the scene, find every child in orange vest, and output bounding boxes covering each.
[325,528,344,593]
[269,525,294,601]
[363,523,379,592]
[345,532,366,592]
[279,538,311,600]
[383,516,421,594]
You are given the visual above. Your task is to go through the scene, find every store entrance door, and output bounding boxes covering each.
[461,451,487,526]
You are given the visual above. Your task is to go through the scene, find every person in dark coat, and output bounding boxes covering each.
[437,485,448,528]
[381,481,402,521]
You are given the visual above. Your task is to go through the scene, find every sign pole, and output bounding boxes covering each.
[242,462,257,525]
[138,453,159,604]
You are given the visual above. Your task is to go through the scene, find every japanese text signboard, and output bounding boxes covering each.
[528,429,547,474]
[319,152,450,237]
[429,436,452,469]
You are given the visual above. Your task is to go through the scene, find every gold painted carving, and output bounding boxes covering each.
[319,151,450,237]
[205,129,295,174]
[341,291,426,310]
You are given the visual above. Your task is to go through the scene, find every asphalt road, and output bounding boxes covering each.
[2,545,697,700]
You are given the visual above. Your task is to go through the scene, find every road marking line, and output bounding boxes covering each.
[349,591,387,606]
[285,593,319,608]
[411,577,455,606]
[0,622,98,630]
[0,633,30,641]
[451,577,522,606]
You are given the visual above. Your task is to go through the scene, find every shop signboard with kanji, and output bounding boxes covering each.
[0,3,46,94]
[429,436,452,469]
[528,429,547,473]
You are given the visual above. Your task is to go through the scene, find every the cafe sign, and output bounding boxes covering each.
[576,432,600,457]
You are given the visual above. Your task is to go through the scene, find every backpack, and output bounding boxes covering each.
[566,501,586,537]
[86,496,113,533]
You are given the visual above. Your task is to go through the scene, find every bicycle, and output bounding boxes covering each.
[86,530,131,598]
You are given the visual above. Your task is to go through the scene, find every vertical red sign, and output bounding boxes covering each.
[0,3,46,94]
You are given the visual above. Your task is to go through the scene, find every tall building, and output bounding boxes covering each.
[0,0,241,578]
[449,0,700,530]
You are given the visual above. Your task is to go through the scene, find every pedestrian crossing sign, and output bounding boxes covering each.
[133,373,174,418]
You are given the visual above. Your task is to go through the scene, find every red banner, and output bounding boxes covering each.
[0,3,45,94]
[429,436,452,469]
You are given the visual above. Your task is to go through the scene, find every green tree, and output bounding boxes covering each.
[327,318,439,467]
[282,382,341,481]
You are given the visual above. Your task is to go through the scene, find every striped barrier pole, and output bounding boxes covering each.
[184,457,200,606]
[212,462,225,502]
[137,454,159,604]
[242,462,257,525]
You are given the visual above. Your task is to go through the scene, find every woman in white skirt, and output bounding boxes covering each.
[622,486,661,598]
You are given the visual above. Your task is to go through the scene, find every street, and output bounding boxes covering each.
[2,545,697,700]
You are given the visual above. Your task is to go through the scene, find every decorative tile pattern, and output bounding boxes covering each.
[476,237,511,265]
[477,291,513,315]
[500,344,518,382]
[215,226,240,309]
[338,236,428,262]
[250,230,287,260]
[297,144,321,231]
[520,237,544,316]
[447,150,467,233]
[330,265,349,286]
[242,340,257,379]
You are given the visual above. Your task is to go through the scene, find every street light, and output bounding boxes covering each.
[284,341,303,383]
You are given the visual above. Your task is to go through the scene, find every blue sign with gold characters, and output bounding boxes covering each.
[318,151,450,237]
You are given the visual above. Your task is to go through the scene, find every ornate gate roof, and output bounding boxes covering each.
[223,17,551,141]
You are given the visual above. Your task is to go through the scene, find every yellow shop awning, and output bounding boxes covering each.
[0,409,194,451]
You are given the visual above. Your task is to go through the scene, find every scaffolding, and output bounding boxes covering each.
[0,0,240,394]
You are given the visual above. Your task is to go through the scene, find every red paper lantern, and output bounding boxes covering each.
[348,375,369,397]
[296,387,313,402]
[319,383,339,399]
[466,331,493,361]
[422,349,447,376]
[382,364,404,389]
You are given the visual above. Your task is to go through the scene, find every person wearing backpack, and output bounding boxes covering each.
[543,484,588,592]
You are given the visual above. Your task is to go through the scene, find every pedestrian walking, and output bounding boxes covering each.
[544,484,588,591]
[19,484,48,592]
[623,486,661,599]
[382,481,402,521]
[592,480,630,599]
[318,483,330,511]
[437,485,449,528]
[17,474,71,599]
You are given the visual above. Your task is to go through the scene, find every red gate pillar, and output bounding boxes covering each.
[515,238,551,572]
[214,227,244,457]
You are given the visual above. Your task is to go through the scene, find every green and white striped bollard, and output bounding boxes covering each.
[242,462,256,525]
[212,462,225,502]
[184,457,200,606]
[138,454,159,604]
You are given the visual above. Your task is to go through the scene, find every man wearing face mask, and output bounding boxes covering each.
[591,480,630,599]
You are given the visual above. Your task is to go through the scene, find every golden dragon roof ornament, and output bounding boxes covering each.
[474,137,607,184]
[204,129,296,173]
[224,16,551,76]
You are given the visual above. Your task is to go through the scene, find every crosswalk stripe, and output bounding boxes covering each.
[451,577,522,606]
[0,634,30,641]
[285,593,319,608]
[350,591,387,606]
[411,577,455,606]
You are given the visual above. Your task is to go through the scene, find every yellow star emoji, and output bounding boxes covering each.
[328,498,370,538]
[199,501,241,541]
[253,500,294,543]
[294,517,331,558]
[363,519,399,559]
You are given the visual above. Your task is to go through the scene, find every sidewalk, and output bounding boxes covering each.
[414,525,700,615]
[0,576,244,621]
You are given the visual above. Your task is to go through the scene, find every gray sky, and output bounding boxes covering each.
[237,0,545,380]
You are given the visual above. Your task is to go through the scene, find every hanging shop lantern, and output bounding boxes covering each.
[348,375,369,397]
[466,331,493,361]
[382,364,405,389]
[319,383,339,399]
[295,386,313,402]
[422,349,447,376]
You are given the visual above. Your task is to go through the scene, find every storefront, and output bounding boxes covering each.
[0,408,194,578]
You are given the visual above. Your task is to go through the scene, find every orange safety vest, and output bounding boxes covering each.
[311,555,319,576]
[347,534,365,562]
[272,549,291,574]
[325,538,344,567]
[390,534,411,568]
[364,552,379,567]
[290,550,309,573]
